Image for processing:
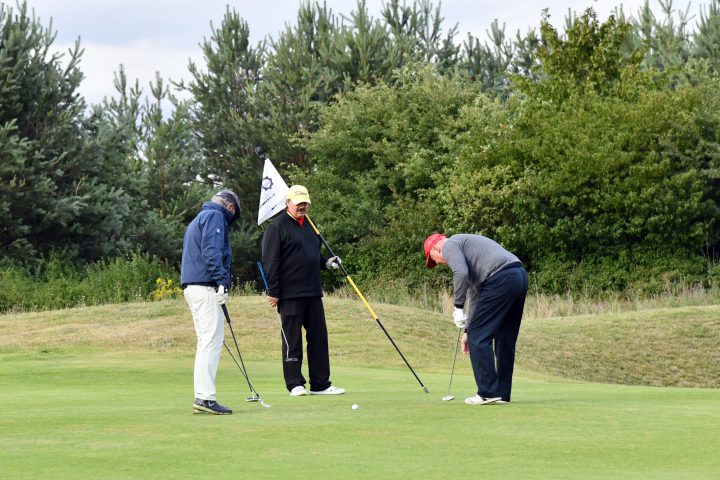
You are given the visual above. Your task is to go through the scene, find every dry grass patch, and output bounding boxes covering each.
[2,295,718,387]
[0,296,456,372]
[519,305,720,387]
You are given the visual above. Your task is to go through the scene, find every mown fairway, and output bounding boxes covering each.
[1,297,718,479]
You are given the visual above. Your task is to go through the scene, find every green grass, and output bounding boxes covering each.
[1,296,719,478]
[1,352,718,480]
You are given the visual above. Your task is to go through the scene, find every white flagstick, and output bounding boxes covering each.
[258,158,290,225]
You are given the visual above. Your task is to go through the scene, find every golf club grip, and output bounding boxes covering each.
[306,216,350,277]
[221,304,231,325]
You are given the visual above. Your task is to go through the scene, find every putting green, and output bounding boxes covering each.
[1,351,718,479]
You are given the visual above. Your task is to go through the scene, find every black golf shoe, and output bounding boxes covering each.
[192,398,233,415]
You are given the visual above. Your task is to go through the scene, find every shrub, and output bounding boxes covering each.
[0,252,179,312]
[151,278,184,301]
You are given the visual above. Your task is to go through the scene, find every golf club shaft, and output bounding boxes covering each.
[256,261,292,360]
[447,328,462,396]
[221,304,266,401]
[223,341,253,390]
[306,215,429,393]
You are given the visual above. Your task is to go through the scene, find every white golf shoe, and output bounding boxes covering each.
[290,386,308,396]
[309,386,345,395]
[464,394,502,405]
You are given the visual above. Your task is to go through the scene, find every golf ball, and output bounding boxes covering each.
[351,404,359,410]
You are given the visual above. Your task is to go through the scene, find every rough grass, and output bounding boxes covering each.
[519,305,720,388]
[1,294,719,387]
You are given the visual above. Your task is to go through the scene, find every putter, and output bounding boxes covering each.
[222,305,271,409]
[257,261,298,362]
[222,342,270,406]
[442,328,463,402]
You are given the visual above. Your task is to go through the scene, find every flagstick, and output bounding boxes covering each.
[306,215,429,393]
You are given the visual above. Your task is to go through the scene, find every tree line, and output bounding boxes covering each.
[2,0,720,301]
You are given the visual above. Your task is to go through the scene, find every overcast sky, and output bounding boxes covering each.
[21,0,703,106]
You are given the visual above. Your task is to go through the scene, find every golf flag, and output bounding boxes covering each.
[257,158,289,224]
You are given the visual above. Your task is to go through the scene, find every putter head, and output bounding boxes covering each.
[247,395,271,408]
[422,386,430,393]
[442,395,455,401]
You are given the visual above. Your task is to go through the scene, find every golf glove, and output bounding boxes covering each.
[453,307,467,329]
[325,256,342,269]
[215,285,228,305]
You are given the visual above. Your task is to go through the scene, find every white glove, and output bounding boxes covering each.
[325,256,342,269]
[453,307,467,329]
[215,285,228,305]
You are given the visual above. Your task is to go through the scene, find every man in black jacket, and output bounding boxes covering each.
[261,185,345,396]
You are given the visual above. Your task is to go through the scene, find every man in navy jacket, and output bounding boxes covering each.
[181,190,241,415]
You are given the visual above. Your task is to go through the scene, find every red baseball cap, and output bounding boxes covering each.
[424,233,445,269]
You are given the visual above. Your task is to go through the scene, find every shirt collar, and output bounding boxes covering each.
[286,210,305,226]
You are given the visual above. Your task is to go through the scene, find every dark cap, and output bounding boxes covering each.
[217,190,241,219]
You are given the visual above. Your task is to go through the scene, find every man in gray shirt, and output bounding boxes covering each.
[424,233,528,405]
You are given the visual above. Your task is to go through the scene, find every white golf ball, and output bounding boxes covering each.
[351,404,359,410]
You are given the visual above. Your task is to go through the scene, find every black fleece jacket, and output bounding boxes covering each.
[261,212,327,300]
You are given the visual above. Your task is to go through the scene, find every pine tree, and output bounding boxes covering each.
[461,20,514,95]
[184,7,266,206]
[132,74,209,263]
[628,0,692,70]
[692,0,720,72]
[0,2,95,261]
[381,0,459,73]
[260,1,340,167]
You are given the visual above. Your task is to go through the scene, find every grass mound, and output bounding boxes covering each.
[1,295,718,387]
[519,305,720,388]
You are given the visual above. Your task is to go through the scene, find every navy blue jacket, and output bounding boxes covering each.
[180,202,234,290]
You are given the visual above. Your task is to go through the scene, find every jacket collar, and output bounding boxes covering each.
[202,201,234,225]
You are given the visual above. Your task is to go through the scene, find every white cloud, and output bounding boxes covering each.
[53,40,198,106]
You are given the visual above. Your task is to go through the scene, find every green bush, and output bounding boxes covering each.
[0,252,179,313]
[532,250,709,297]
[0,266,34,312]
[81,252,178,304]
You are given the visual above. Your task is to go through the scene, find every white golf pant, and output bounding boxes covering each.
[184,285,225,401]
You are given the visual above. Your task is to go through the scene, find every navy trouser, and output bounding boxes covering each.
[466,266,528,401]
[277,297,331,392]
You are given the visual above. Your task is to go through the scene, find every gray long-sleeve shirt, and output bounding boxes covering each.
[442,234,522,308]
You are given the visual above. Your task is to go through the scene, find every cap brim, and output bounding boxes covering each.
[425,254,437,269]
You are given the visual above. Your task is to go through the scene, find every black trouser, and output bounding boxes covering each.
[278,297,331,392]
[466,266,528,402]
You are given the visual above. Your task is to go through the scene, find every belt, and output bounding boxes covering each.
[181,282,217,290]
[495,261,523,274]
